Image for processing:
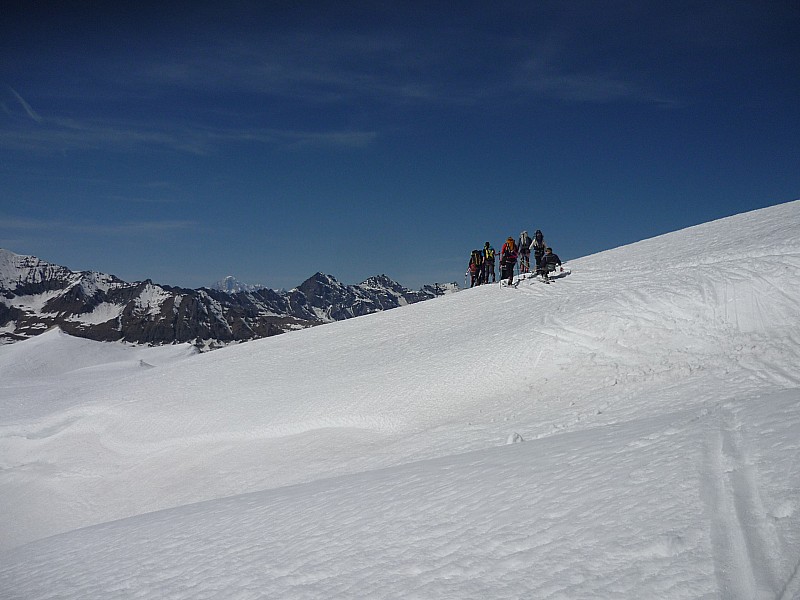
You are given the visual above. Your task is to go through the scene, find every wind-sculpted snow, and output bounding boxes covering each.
[1,200,799,598]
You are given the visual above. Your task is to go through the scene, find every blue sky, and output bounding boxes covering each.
[2,1,798,290]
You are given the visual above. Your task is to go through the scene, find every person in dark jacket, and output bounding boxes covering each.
[468,250,483,287]
[518,231,532,274]
[530,230,546,271]
[538,247,562,280]
[482,242,496,283]
[500,237,518,286]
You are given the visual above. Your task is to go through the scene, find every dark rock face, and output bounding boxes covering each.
[0,250,458,349]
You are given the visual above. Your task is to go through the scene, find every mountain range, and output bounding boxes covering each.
[0,249,457,348]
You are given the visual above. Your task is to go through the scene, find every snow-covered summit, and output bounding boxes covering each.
[1,200,799,599]
[209,275,266,293]
[0,248,124,295]
[0,248,72,290]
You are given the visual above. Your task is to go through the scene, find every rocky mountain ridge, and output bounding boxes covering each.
[0,249,457,349]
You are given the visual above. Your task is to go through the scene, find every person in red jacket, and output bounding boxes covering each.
[499,237,518,286]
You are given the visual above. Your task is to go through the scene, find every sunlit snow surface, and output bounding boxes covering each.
[2,201,800,599]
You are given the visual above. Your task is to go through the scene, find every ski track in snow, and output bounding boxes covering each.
[704,406,784,599]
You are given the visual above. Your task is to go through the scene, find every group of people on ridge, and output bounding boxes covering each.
[468,229,562,287]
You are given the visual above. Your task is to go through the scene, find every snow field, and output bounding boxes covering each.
[0,199,799,598]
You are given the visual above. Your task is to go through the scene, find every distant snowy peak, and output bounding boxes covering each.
[359,274,408,295]
[360,274,401,288]
[210,276,266,294]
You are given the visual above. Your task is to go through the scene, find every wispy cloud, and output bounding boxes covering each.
[0,216,199,236]
[131,24,680,113]
[107,194,186,205]
[1,7,683,160]
[6,87,43,122]
[0,115,377,155]
[137,32,440,105]
[281,130,378,150]
[524,69,676,105]
[508,29,679,107]
[0,117,187,153]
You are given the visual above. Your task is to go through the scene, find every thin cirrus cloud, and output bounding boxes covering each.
[127,26,515,111]
[1,24,675,159]
[0,114,378,155]
[6,87,43,123]
[0,65,377,155]
[507,30,678,107]
[524,69,676,105]
[0,216,199,236]
[136,32,430,101]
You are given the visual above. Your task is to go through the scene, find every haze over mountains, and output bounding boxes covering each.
[1,200,799,598]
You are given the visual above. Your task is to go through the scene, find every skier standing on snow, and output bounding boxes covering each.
[467,251,477,287]
[500,237,518,286]
[468,250,483,287]
[518,231,532,273]
[530,230,546,275]
[538,247,562,281]
[475,249,486,285]
[482,241,496,283]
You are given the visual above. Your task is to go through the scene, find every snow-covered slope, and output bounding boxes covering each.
[0,327,196,381]
[1,200,799,599]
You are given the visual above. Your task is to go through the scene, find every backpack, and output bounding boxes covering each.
[484,247,495,261]
[501,242,517,263]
